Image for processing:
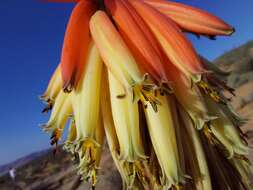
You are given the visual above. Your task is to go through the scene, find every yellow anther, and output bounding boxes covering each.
[198,80,225,104]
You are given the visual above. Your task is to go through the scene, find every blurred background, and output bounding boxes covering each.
[0,0,253,189]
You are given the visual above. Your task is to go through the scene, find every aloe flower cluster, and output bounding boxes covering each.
[40,0,252,189]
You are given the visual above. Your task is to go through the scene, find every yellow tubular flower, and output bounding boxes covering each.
[77,114,105,187]
[63,119,77,155]
[101,68,153,190]
[166,63,215,130]
[40,64,62,113]
[204,97,250,158]
[108,71,146,162]
[101,69,132,189]
[144,94,184,189]
[176,102,212,190]
[70,41,104,183]
[42,90,72,146]
[90,11,159,111]
[231,158,252,189]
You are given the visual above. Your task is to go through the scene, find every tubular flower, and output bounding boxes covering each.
[144,94,184,189]
[129,0,206,83]
[90,11,160,110]
[165,60,215,130]
[60,0,97,92]
[70,42,104,185]
[204,97,250,158]
[108,71,160,189]
[108,71,146,161]
[142,0,235,38]
[40,64,62,113]
[101,70,158,189]
[175,101,212,190]
[105,0,169,90]
[40,0,252,189]
[42,90,72,148]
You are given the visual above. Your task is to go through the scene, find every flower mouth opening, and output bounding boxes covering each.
[156,81,174,96]
[41,102,53,113]
[120,160,162,189]
[39,95,55,113]
[63,80,75,93]
[197,80,227,104]
[131,74,162,112]
[66,138,102,187]
[133,83,161,112]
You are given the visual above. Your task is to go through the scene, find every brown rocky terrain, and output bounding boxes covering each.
[0,40,253,190]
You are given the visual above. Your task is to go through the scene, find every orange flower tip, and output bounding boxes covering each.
[61,67,76,93]
[206,27,234,39]
[226,27,236,36]
[63,85,74,93]
[143,0,235,37]
[62,78,75,93]
[189,27,235,39]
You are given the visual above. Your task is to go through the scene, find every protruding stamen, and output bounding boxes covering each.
[197,80,226,104]
[42,102,53,113]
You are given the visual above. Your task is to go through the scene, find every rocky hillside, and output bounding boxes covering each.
[0,146,121,190]
[214,41,253,183]
[215,40,253,119]
[1,40,253,190]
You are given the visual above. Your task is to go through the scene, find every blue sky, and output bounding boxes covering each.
[0,0,253,165]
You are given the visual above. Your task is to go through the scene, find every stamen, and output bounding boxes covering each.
[50,128,62,146]
[155,82,174,96]
[132,82,161,112]
[206,74,235,96]
[234,154,251,164]
[197,80,226,104]
[203,126,221,146]
[73,138,101,187]
[42,102,53,113]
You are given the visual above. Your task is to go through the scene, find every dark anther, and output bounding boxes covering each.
[63,85,73,93]
[207,35,216,40]
[116,94,126,99]
[50,133,56,140]
[42,103,53,113]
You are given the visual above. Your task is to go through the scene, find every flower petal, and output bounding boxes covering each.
[143,0,235,37]
[129,0,206,82]
[60,0,97,92]
[105,0,168,84]
[40,64,62,112]
[144,95,184,188]
[90,10,159,110]
[108,70,146,161]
